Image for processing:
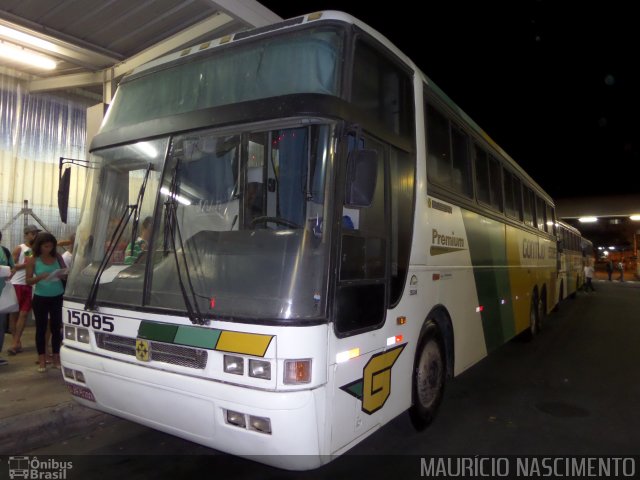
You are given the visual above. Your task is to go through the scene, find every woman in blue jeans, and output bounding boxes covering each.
[25,232,66,372]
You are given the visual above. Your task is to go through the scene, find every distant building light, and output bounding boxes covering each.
[598,246,604,250]
[608,246,616,250]
[579,217,598,223]
[630,215,640,221]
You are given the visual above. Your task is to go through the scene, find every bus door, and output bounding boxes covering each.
[329,134,392,452]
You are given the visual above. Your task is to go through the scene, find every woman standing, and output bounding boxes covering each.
[25,232,66,372]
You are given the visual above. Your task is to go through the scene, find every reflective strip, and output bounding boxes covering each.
[138,321,273,356]
[175,326,220,349]
[216,331,273,357]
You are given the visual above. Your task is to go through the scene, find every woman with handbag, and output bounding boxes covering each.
[0,231,16,366]
[25,232,66,372]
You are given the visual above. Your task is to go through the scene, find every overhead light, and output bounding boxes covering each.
[578,217,598,223]
[0,25,56,51]
[0,41,56,70]
[630,215,640,221]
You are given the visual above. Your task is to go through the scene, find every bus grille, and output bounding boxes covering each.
[95,333,208,369]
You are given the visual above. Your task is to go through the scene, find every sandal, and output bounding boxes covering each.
[37,366,47,373]
[8,349,17,356]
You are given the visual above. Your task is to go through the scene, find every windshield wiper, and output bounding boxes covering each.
[85,163,153,311]
[163,160,206,325]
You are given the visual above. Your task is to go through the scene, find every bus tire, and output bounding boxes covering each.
[554,281,564,310]
[538,291,547,330]
[409,322,445,431]
[524,294,540,341]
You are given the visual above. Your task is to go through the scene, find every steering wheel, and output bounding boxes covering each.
[250,216,300,229]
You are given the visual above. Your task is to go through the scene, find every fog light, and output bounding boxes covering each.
[248,359,271,380]
[248,415,272,434]
[65,326,76,341]
[226,410,246,428]
[75,371,86,383]
[284,359,312,384]
[63,367,74,379]
[77,328,90,344]
[224,355,244,375]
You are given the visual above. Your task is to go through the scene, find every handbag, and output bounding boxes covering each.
[0,280,19,314]
[56,253,68,290]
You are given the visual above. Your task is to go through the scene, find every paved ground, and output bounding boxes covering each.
[0,324,115,455]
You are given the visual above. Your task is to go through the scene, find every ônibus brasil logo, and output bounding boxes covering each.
[7,456,73,479]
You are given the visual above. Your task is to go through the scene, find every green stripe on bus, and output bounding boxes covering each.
[462,212,515,352]
[138,321,179,343]
[174,326,221,349]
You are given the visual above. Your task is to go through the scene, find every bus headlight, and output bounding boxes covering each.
[226,410,246,428]
[224,355,244,375]
[77,328,90,344]
[283,359,312,384]
[248,415,272,434]
[248,359,271,380]
[64,326,76,341]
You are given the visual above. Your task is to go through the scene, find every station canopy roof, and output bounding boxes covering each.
[0,0,281,100]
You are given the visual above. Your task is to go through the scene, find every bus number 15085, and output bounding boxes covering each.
[66,310,115,332]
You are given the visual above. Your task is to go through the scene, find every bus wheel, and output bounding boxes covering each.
[525,295,539,340]
[538,294,546,330]
[409,324,445,431]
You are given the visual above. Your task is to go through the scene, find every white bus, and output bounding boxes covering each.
[556,221,586,300]
[61,11,558,470]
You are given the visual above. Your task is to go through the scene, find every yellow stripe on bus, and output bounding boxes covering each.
[216,331,274,357]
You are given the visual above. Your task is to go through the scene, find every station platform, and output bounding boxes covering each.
[0,324,114,455]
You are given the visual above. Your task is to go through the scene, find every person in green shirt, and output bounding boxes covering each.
[25,232,66,372]
[124,216,152,265]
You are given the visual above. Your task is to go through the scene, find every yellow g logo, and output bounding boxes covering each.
[340,344,405,415]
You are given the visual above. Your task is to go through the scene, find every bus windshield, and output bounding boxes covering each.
[67,123,334,322]
[101,27,343,132]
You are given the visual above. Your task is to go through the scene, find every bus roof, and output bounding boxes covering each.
[123,10,552,203]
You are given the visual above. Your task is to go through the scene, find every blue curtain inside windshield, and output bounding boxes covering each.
[277,128,307,224]
[181,137,237,204]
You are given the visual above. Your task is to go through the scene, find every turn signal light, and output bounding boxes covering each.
[283,359,312,384]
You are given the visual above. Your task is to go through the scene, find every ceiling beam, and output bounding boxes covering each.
[111,11,234,78]
[211,0,282,27]
[27,11,235,95]
[27,71,102,91]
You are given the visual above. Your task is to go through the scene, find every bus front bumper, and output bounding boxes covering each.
[60,345,328,470]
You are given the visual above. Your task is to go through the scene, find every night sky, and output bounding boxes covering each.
[259,1,638,199]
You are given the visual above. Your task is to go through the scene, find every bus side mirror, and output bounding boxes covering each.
[58,167,71,224]
[344,149,377,208]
